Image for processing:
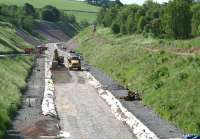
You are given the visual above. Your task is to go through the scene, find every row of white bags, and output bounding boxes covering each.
[42,50,57,117]
[85,72,159,139]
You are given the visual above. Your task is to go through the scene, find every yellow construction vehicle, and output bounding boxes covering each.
[67,53,81,70]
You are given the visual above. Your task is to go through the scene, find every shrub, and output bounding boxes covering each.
[41,5,60,22]
[150,67,169,80]
[80,20,90,28]
[21,16,35,33]
[120,23,127,34]
[154,80,164,89]
[111,21,120,34]
[178,72,188,81]
[23,3,36,17]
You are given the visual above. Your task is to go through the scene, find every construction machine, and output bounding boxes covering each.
[67,53,81,70]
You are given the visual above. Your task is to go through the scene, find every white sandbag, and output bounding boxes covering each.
[41,46,57,117]
[85,71,159,139]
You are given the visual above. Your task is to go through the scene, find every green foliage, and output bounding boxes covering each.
[80,20,90,28]
[0,0,99,23]
[0,56,34,138]
[164,0,192,39]
[137,16,148,33]
[191,3,200,36]
[23,3,36,17]
[120,23,127,34]
[102,10,112,27]
[0,4,37,33]
[111,21,120,34]
[127,15,136,34]
[41,5,60,22]
[177,72,188,81]
[75,27,200,134]
[21,16,35,33]
[97,0,198,39]
[149,18,162,37]
[97,7,107,24]
[0,25,33,54]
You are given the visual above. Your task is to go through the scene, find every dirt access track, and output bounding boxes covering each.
[49,44,135,139]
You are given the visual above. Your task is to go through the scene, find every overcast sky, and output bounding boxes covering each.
[120,0,169,5]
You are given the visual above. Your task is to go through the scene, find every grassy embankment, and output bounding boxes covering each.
[0,22,33,54]
[75,27,200,134]
[0,22,34,138]
[0,0,99,23]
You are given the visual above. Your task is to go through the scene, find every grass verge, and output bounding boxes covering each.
[75,27,200,134]
[0,56,34,138]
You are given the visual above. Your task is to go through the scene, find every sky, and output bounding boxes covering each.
[120,0,169,5]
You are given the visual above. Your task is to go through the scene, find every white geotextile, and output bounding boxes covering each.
[41,49,57,117]
[85,71,159,139]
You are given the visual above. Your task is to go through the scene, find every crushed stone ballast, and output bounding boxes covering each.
[85,71,173,139]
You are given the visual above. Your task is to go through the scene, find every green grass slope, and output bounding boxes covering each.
[75,27,200,134]
[0,0,99,22]
[0,56,34,138]
[0,21,34,138]
[0,22,33,54]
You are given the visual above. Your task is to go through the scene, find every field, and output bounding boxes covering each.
[0,22,33,54]
[65,11,97,23]
[0,56,34,138]
[0,0,99,23]
[75,27,200,134]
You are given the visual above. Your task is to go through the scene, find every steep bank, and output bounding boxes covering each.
[0,21,35,138]
[0,22,33,54]
[75,27,200,134]
[0,56,34,138]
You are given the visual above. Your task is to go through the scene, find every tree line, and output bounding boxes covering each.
[0,3,89,35]
[97,0,200,39]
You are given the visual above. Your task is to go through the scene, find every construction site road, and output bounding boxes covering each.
[49,43,135,139]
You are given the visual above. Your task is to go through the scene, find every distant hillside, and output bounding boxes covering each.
[0,0,99,22]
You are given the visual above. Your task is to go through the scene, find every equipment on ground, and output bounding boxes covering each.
[24,48,34,54]
[58,56,64,65]
[37,45,48,54]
